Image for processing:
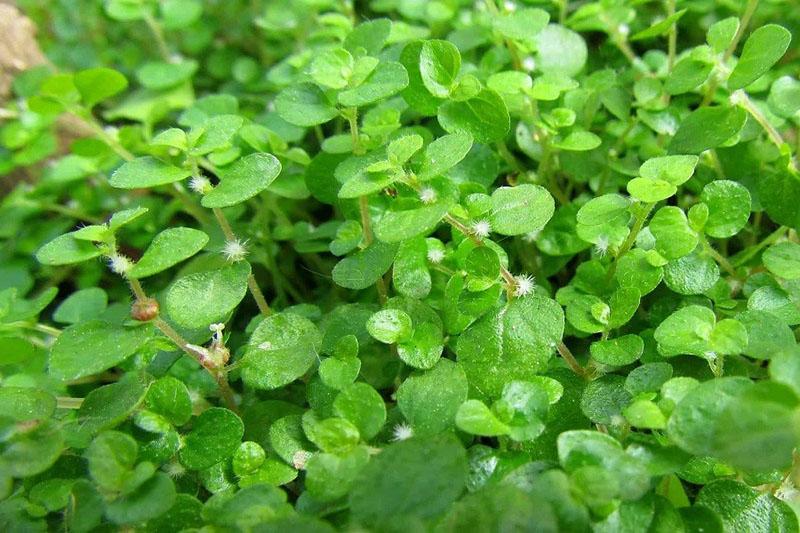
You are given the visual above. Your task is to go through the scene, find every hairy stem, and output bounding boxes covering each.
[212,207,271,317]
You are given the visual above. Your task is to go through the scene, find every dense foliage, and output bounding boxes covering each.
[2,0,800,530]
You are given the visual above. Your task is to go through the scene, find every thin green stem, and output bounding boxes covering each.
[358,195,387,305]
[701,0,760,106]
[443,214,517,289]
[606,202,655,282]
[557,341,589,380]
[76,114,135,161]
[142,12,171,61]
[36,201,102,224]
[497,141,525,175]
[666,0,677,72]
[733,225,788,267]
[701,236,740,280]
[734,92,796,170]
[56,397,84,409]
[346,108,364,155]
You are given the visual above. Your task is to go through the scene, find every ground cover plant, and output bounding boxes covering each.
[1,0,800,530]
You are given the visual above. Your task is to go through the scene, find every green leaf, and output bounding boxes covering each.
[665,58,713,95]
[728,24,792,90]
[489,184,554,236]
[631,9,687,41]
[640,155,699,185]
[654,305,715,357]
[0,387,56,422]
[663,249,719,295]
[36,231,103,265]
[105,473,176,525]
[763,242,800,280]
[333,383,386,440]
[74,67,128,108]
[367,308,413,344]
[241,312,322,390]
[438,89,510,143]
[86,430,141,492]
[338,62,409,107]
[303,415,361,453]
[455,400,510,436]
[713,381,800,471]
[275,83,338,127]
[128,227,209,278]
[707,17,739,53]
[457,295,564,399]
[49,321,151,381]
[201,153,281,208]
[590,335,644,366]
[3,421,64,478]
[417,132,473,180]
[310,48,354,89]
[306,447,369,502]
[696,480,798,532]
[164,261,250,329]
[53,287,107,324]
[393,238,432,299]
[700,180,751,238]
[349,435,468,526]
[400,41,445,115]
[493,8,549,41]
[553,130,601,151]
[738,310,796,360]
[627,178,676,202]
[666,377,752,456]
[332,242,398,290]
[649,206,698,260]
[396,359,468,437]
[73,374,150,440]
[136,60,197,90]
[417,40,461,99]
[146,376,192,427]
[110,156,192,189]
[668,106,747,154]
[374,203,451,243]
[179,408,244,470]
[768,76,800,118]
[534,24,587,77]
[344,18,392,56]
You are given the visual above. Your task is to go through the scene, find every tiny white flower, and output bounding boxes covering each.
[472,219,492,239]
[594,235,610,257]
[513,274,535,297]
[108,254,132,275]
[258,341,273,351]
[503,0,517,11]
[222,239,248,262]
[210,323,225,345]
[292,450,312,470]
[427,248,445,264]
[522,56,536,72]
[419,187,437,204]
[189,176,211,194]
[617,23,630,37]
[392,423,414,441]
[163,461,186,479]
[776,482,800,502]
